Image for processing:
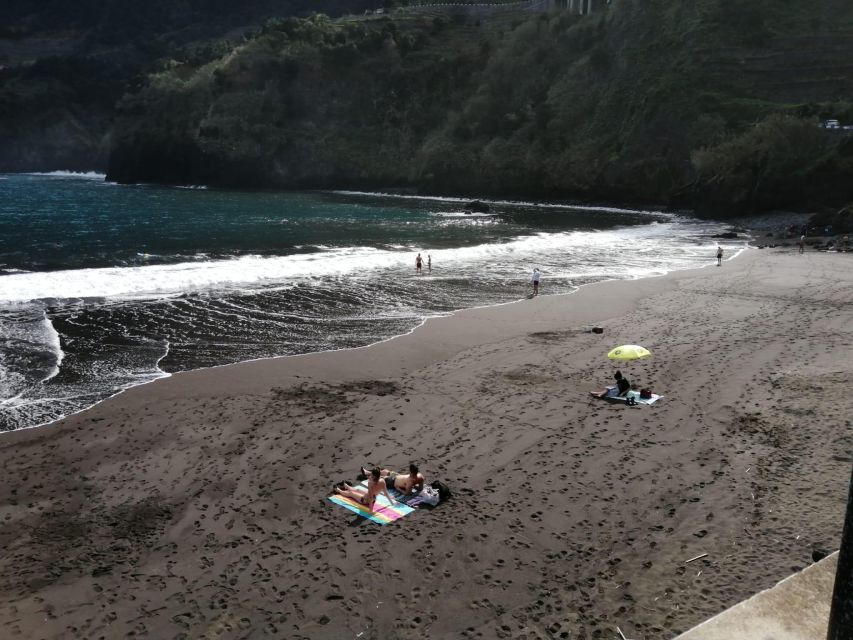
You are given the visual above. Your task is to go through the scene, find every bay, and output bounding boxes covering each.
[0,172,742,430]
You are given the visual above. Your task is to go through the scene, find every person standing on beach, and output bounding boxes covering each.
[799,235,805,254]
[716,246,723,266]
[531,268,541,295]
[427,254,432,273]
[416,253,423,274]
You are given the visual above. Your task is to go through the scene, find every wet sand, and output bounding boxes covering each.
[1,248,851,639]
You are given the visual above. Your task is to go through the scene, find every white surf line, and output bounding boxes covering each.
[328,190,678,217]
[24,171,106,180]
[2,235,751,434]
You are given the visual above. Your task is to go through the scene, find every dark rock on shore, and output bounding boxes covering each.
[466,200,490,213]
[807,206,853,235]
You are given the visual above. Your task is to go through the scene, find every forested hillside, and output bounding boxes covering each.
[0,0,377,171]
[5,0,853,215]
[105,0,853,215]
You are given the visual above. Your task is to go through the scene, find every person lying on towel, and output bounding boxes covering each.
[335,467,396,511]
[362,463,425,496]
[590,371,631,398]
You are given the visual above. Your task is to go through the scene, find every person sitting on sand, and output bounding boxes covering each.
[591,371,631,398]
[363,463,425,496]
[335,468,396,511]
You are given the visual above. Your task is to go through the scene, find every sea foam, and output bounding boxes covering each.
[0,220,733,303]
[39,314,65,382]
[26,171,107,180]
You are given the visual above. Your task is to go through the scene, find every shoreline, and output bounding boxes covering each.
[3,244,848,639]
[2,173,753,433]
[8,244,748,436]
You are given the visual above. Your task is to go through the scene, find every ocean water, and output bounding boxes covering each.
[0,172,745,430]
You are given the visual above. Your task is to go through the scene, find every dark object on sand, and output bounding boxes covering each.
[813,547,832,563]
[591,327,604,334]
[430,480,452,502]
[466,200,490,213]
[713,232,739,239]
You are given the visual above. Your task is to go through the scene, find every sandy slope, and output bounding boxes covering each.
[1,248,851,640]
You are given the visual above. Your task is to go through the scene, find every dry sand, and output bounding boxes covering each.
[1,248,852,640]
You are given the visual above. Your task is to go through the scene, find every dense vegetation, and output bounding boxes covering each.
[0,0,377,171]
[5,0,853,216]
[106,0,853,215]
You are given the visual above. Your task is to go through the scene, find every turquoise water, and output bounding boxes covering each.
[0,172,742,430]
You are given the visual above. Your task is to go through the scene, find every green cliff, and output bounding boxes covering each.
[106,0,853,215]
[0,0,377,172]
[6,0,853,215]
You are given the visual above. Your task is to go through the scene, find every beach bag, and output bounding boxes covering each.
[419,486,440,506]
[640,388,652,399]
[431,480,452,502]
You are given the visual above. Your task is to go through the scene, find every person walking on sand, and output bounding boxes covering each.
[427,254,432,273]
[716,246,723,266]
[415,253,423,274]
[531,268,541,295]
[335,468,396,511]
[799,235,805,254]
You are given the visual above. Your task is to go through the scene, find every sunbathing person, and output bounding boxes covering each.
[591,371,632,398]
[335,468,396,511]
[362,463,425,496]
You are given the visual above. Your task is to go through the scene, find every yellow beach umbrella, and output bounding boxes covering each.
[607,345,651,361]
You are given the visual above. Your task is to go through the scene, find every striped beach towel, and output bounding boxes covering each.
[328,482,415,525]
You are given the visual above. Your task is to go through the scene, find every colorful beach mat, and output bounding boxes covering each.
[328,483,415,525]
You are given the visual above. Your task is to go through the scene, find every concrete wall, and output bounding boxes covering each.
[675,553,836,640]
